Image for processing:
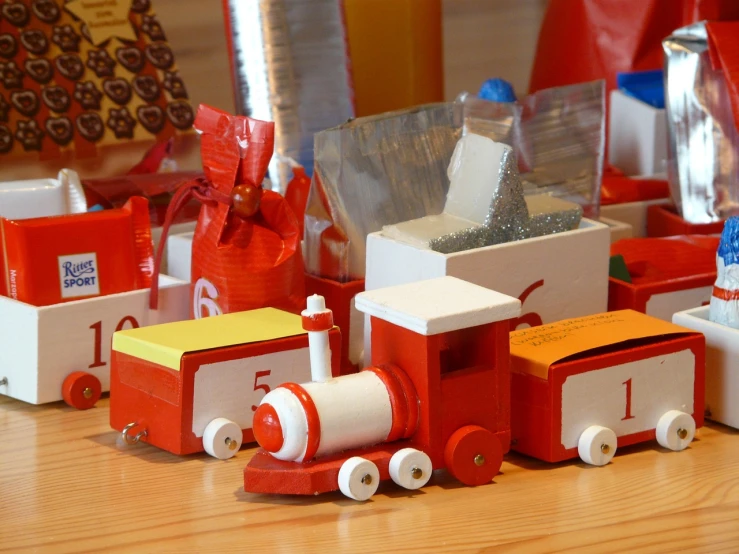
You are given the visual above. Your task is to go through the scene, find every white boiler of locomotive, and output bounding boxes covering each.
[252,295,418,463]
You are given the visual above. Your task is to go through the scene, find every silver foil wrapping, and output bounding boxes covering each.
[664,22,739,224]
[427,147,582,254]
[306,82,605,281]
[459,80,605,217]
[225,0,354,193]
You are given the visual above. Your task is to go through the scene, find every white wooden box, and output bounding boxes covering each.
[599,216,633,243]
[0,275,189,405]
[152,222,196,275]
[166,231,194,282]
[608,89,667,177]
[601,198,671,238]
[673,305,739,428]
[364,218,610,358]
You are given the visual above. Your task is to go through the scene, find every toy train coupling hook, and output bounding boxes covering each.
[122,422,147,445]
[301,294,334,383]
[0,377,7,387]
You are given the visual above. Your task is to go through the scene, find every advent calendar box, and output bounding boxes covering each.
[608,89,667,177]
[366,217,610,334]
[165,230,193,281]
[510,310,704,464]
[0,275,188,407]
[304,273,365,374]
[601,198,671,238]
[673,306,739,429]
[609,236,719,321]
[599,216,633,243]
[647,204,725,237]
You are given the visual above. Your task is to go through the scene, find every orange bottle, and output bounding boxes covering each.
[343,0,444,117]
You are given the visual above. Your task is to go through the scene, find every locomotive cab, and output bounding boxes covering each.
[245,276,521,500]
[357,276,521,484]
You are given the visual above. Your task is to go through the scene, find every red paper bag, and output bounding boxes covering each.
[529,0,739,95]
[149,105,305,317]
[190,106,305,317]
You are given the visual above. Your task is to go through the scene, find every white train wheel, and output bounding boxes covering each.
[656,410,695,451]
[338,457,380,501]
[578,425,617,466]
[389,448,432,490]
[203,418,242,460]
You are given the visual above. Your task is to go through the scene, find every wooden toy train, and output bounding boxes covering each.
[110,276,705,501]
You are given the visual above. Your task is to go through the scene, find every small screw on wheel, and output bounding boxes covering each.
[62,372,102,410]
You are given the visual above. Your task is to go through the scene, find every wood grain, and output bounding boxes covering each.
[443,0,548,98]
[2,394,739,552]
[7,2,736,553]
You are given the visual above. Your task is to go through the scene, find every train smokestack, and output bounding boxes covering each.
[301,295,333,382]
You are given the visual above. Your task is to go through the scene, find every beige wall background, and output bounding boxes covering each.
[155,0,548,113]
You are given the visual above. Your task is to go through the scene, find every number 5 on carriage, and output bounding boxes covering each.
[509,310,705,466]
[109,308,342,459]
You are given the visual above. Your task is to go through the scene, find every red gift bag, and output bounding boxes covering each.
[529,0,739,95]
[150,105,305,317]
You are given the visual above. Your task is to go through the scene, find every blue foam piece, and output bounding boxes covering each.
[88,204,105,212]
[478,78,517,103]
[718,216,739,266]
[616,69,665,109]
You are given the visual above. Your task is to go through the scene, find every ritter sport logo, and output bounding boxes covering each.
[58,253,100,299]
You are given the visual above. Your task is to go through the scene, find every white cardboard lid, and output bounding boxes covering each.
[355,276,521,336]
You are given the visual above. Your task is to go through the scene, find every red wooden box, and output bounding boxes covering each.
[510,310,705,464]
[609,236,720,320]
[110,308,341,456]
[304,273,364,374]
[647,204,725,237]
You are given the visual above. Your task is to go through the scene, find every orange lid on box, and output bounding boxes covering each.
[510,310,696,379]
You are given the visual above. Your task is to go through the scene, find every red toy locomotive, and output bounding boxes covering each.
[244,276,522,500]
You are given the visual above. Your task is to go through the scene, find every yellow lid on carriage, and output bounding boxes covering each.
[112,308,307,371]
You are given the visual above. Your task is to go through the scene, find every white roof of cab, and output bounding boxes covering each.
[355,276,521,336]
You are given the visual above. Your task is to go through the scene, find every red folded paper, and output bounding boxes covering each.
[529,0,739,95]
[601,166,670,205]
[150,105,305,317]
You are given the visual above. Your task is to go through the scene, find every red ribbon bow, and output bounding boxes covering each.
[149,178,232,309]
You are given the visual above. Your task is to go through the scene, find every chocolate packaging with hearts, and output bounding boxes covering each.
[0,0,198,180]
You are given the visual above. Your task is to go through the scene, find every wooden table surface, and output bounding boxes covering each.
[2,395,739,552]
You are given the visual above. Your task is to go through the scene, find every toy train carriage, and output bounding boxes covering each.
[510,310,705,466]
[244,277,522,500]
[0,276,188,409]
[110,308,342,459]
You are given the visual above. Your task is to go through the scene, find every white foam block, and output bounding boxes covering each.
[444,135,510,224]
[382,213,481,250]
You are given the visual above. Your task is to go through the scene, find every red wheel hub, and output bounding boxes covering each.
[444,425,502,486]
[62,372,102,410]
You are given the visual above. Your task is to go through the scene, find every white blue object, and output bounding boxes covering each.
[709,216,739,328]
[617,69,664,109]
[478,78,516,103]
